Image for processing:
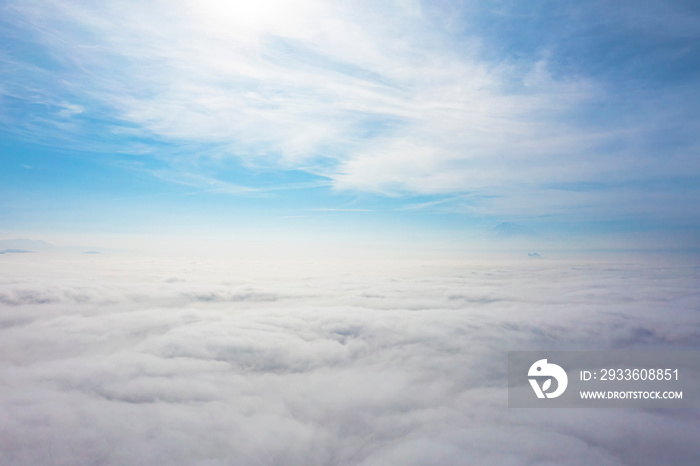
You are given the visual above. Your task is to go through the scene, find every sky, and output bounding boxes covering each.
[2,4,700,464]
[1,0,699,250]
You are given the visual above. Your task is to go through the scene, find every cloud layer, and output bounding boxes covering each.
[1,252,699,465]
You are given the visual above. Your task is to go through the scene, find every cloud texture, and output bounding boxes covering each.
[1,252,699,465]
[2,0,699,223]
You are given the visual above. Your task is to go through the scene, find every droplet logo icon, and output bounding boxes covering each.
[528,359,568,399]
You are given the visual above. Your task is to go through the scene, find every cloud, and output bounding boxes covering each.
[312,208,375,212]
[1,252,699,464]
[3,0,697,223]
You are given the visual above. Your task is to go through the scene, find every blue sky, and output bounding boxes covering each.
[1,0,699,249]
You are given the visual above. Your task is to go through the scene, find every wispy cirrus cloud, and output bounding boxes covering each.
[1,0,699,225]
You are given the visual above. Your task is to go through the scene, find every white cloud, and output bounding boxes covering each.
[0,252,699,464]
[2,0,626,202]
[1,0,699,228]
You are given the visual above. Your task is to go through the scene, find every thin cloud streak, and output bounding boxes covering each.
[311,208,375,212]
